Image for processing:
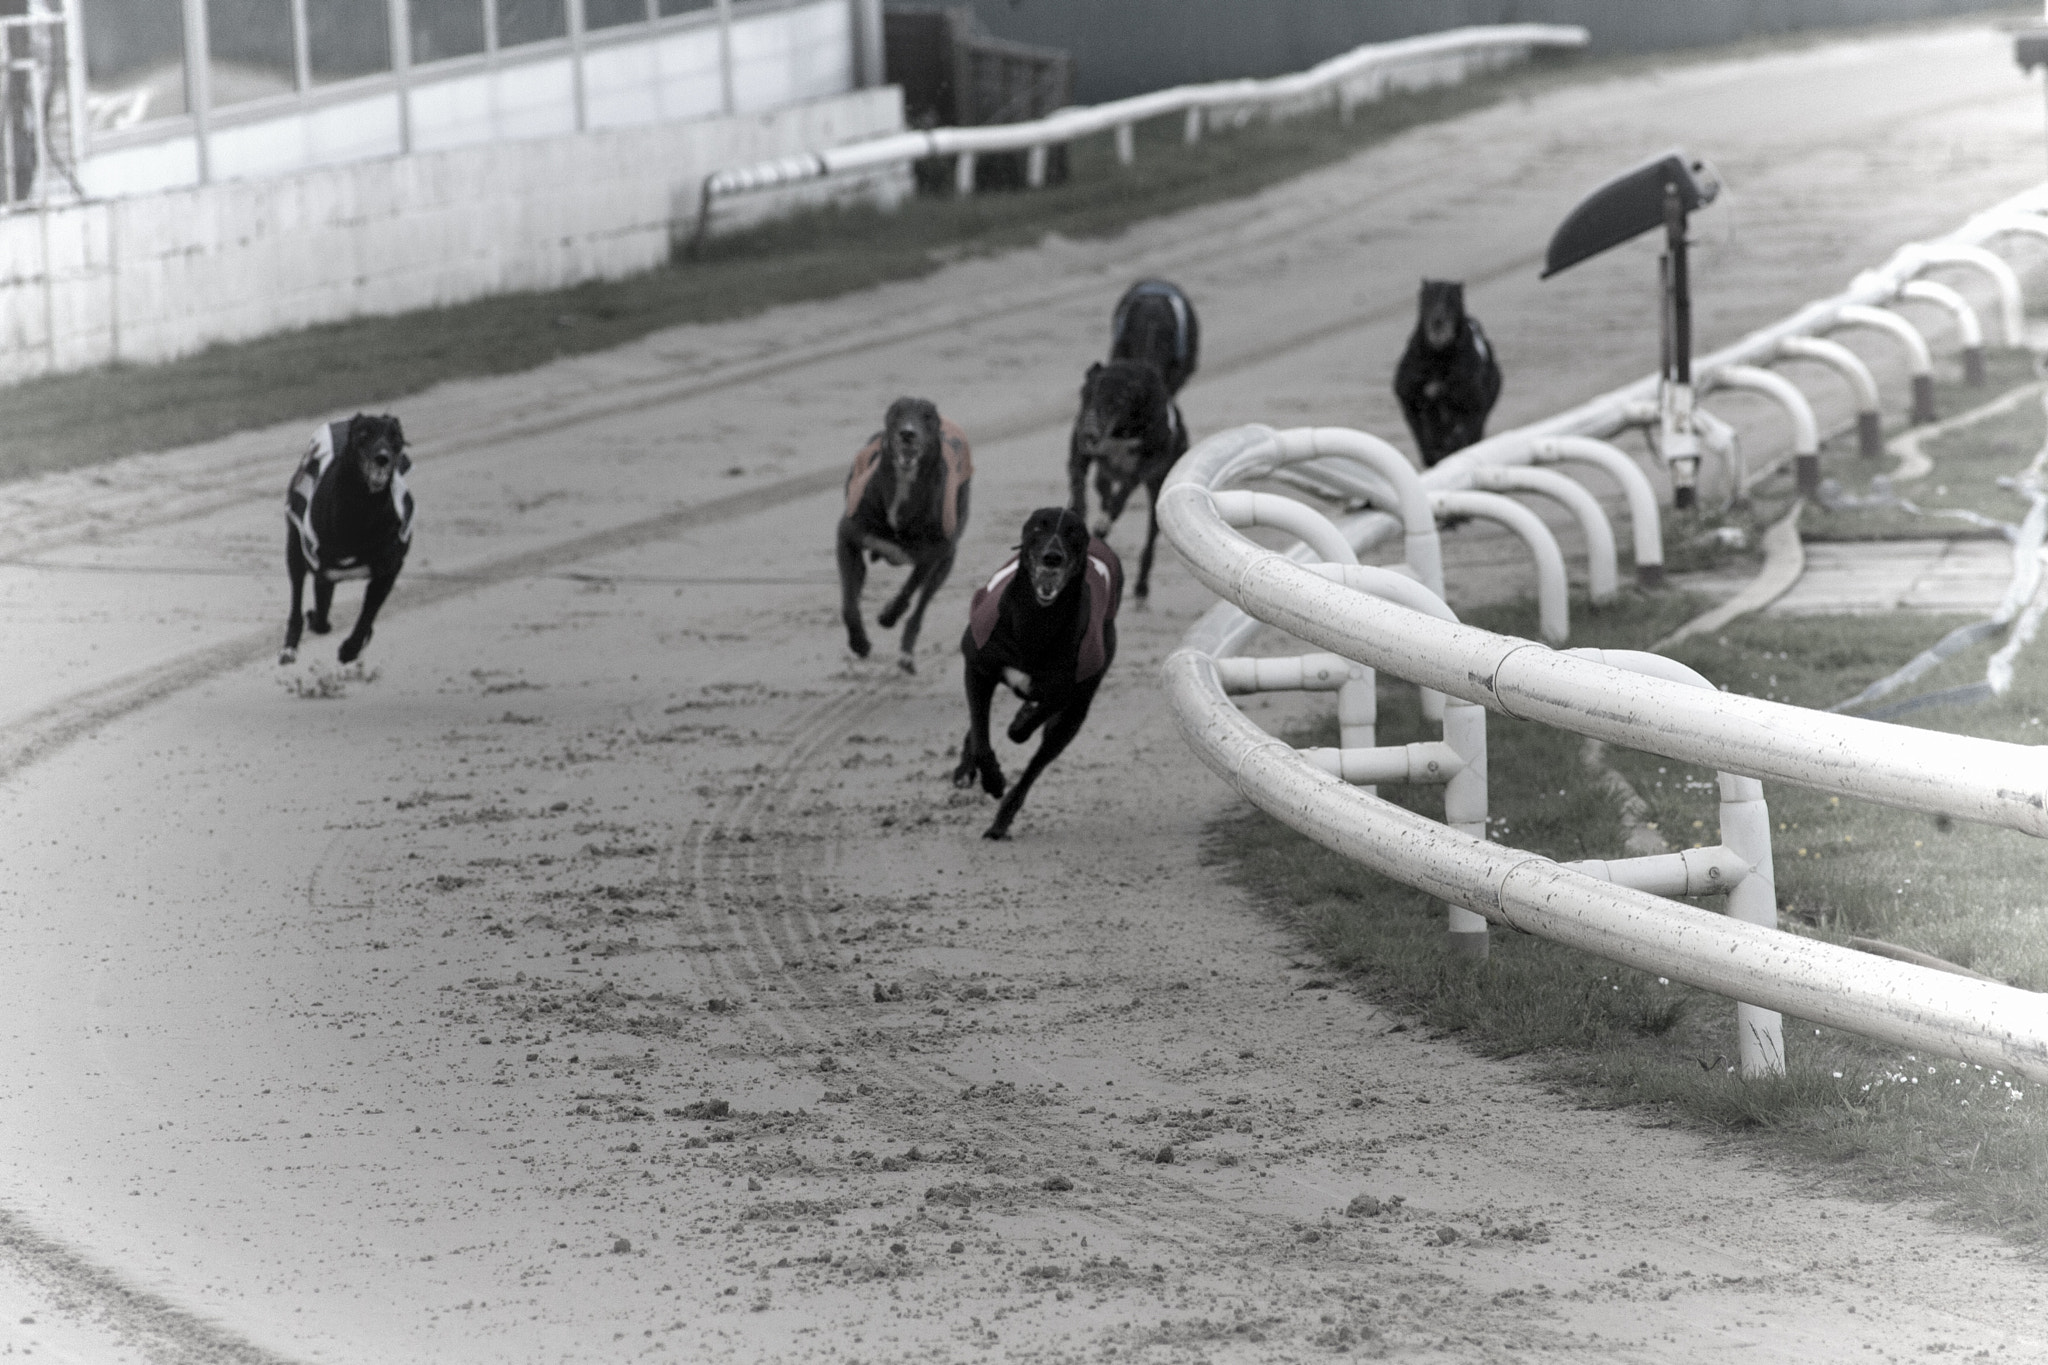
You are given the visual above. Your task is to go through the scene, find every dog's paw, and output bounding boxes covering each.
[877,602,904,629]
[951,763,977,790]
[981,823,1012,841]
[847,631,871,659]
[278,646,297,665]
[980,768,1006,800]
[338,637,364,664]
[896,653,916,675]
[306,614,331,635]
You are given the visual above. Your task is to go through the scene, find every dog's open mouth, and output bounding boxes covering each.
[1029,560,1068,605]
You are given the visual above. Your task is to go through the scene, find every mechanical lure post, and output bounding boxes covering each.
[1542,149,1722,508]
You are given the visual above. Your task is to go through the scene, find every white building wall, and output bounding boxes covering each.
[0,83,903,384]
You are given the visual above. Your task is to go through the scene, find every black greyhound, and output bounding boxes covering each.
[280,413,414,666]
[954,508,1123,841]
[1110,278,1200,397]
[1393,279,1503,468]
[1066,360,1185,602]
[836,396,973,673]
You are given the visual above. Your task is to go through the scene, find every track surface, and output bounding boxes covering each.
[2,25,2046,1363]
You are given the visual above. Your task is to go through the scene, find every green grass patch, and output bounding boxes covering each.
[0,59,1582,482]
[1210,384,2048,1245]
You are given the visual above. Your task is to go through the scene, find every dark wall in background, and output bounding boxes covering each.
[961,0,2023,103]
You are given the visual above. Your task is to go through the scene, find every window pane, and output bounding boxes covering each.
[581,0,643,32]
[308,0,391,84]
[80,0,188,128]
[410,0,485,63]
[207,0,297,107]
[498,0,567,46]
[656,0,712,16]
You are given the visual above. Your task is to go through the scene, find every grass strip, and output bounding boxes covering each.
[1209,376,2048,1249]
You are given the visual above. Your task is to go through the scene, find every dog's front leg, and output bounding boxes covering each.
[281,530,307,664]
[890,541,956,673]
[1136,480,1165,602]
[339,556,403,664]
[984,683,1098,840]
[836,521,871,658]
[951,661,1005,799]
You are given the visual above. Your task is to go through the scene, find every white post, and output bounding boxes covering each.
[1530,436,1665,588]
[1183,106,1201,144]
[954,149,975,196]
[387,0,412,154]
[1471,465,1620,605]
[1898,279,1987,386]
[63,0,89,172]
[716,0,735,115]
[1774,335,1884,460]
[1706,363,1819,498]
[567,0,587,132]
[1430,489,1570,642]
[850,0,883,89]
[181,0,211,183]
[1442,697,1489,961]
[1721,770,1784,1077]
[1833,304,1936,425]
[1025,143,1047,188]
[1114,121,1133,165]
[288,0,310,91]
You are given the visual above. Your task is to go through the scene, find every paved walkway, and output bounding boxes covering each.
[1773,538,2014,615]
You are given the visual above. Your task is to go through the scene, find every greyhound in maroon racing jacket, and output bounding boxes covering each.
[954,508,1122,840]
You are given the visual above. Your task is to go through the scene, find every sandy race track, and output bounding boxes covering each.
[2,23,2047,1364]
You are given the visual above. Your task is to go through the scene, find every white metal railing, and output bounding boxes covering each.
[1161,428,2048,1083]
[690,23,1590,240]
[1157,184,2048,1083]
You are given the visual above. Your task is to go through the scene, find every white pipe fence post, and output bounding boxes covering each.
[1898,279,1987,386]
[1026,144,1047,188]
[954,150,975,196]
[1114,122,1134,165]
[1708,364,1819,497]
[1443,695,1490,961]
[1530,436,1665,587]
[387,0,412,154]
[1909,245,2026,349]
[1774,334,1885,459]
[1183,106,1202,144]
[181,0,212,182]
[1471,466,1620,604]
[1833,304,1937,425]
[1430,490,1570,642]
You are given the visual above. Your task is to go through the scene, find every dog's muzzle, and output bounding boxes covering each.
[365,455,394,492]
[1029,557,1069,605]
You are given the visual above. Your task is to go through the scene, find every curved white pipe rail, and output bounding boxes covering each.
[1832,304,1938,426]
[1432,490,1569,642]
[1774,334,1885,459]
[1212,490,1359,565]
[1529,436,1664,587]
[1161,426,2048,1079]
[1161,433,2048,835]
[1162,644,2048,1081]
[1470,465,1619,603]
[1706,363,1818,495]
[1904,244,2025,348]
[1565,648,1783,1076]
[1899,278,1988,386]
[693,24,1588,232]
[1240,427,1446,597]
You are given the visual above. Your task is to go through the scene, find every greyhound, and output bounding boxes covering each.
[281,413,413,666]
[836,396,973,673]
[954,507,1122,840]
[1110,278,1201,396]
[1393,279,1503,467]
[1066,360,1185,602]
